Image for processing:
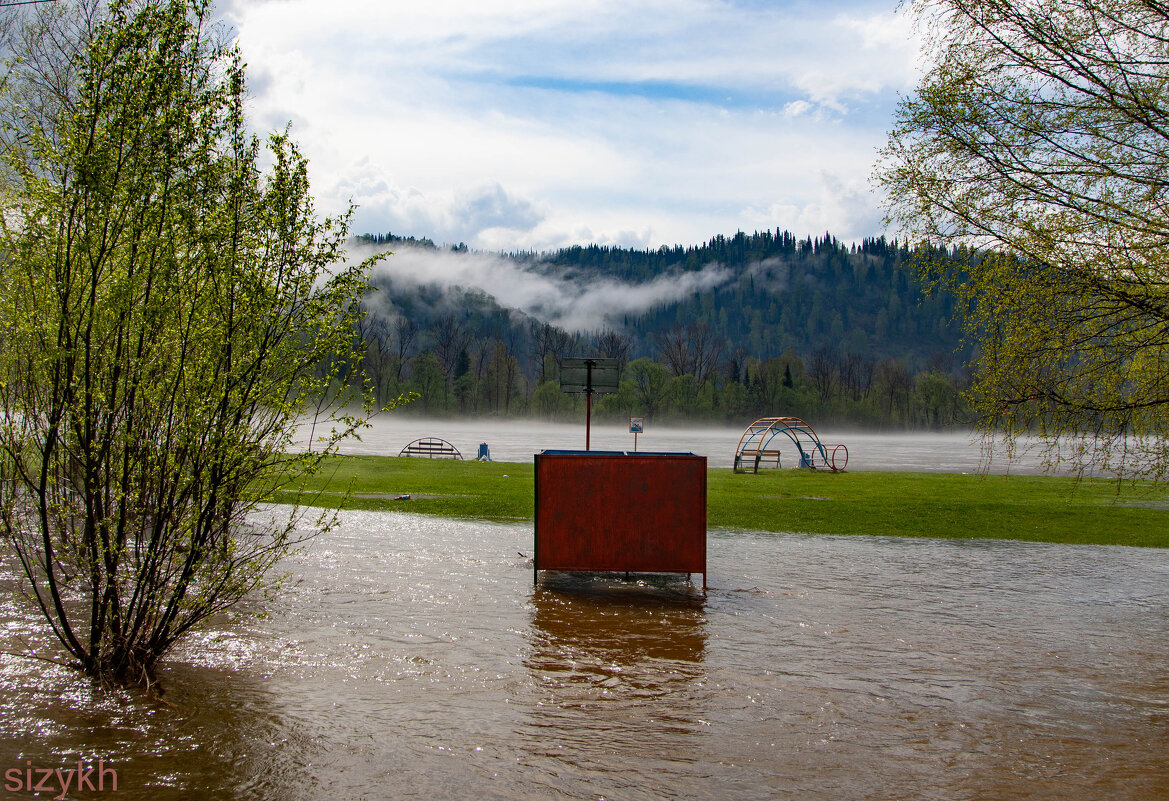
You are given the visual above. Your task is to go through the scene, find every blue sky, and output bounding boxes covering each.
[224,0,922,252]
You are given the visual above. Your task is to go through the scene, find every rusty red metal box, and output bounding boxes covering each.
[534,450,707,587]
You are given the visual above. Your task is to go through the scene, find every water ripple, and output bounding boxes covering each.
[2,511,1168,799]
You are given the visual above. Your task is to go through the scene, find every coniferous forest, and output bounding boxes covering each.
[348,229,974,429]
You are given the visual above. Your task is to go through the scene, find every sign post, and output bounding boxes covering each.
[560,357,620,451]
[629,416,644,452]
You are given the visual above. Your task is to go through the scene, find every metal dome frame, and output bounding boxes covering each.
[398,437,463,459]
[732,417,848,473]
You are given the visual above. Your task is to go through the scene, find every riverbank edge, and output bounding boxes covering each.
[269,455,1169,548]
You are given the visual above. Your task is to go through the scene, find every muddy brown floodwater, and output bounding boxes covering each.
[3,509,1169,800]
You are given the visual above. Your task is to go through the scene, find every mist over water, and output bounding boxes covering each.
[3,510,1169,799]
[340,415,1059,474]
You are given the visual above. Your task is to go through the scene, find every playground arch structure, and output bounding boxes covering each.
[398,437,463,459]
[733,417,848,474]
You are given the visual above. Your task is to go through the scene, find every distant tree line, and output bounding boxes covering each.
[350,230,975,429]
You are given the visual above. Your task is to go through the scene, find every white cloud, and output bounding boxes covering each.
[227,0,923,249]
[349,182,544,246]
[782,100,814,118]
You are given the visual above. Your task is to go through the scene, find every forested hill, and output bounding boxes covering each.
[356,229,965,368]
[541,231,960,366]
[352,229,971,427]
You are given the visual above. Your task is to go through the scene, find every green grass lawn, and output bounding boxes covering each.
[271,455,1169,548]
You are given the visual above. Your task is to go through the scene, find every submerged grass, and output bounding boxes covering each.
[273,455,1169,547]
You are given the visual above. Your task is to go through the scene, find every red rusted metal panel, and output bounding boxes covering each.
[534,451,707,587]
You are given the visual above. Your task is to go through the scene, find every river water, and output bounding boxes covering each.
[336,416,1060,474]
[3,506,1169,800]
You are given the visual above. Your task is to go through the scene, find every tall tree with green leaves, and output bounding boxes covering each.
[878,0,1169,478]
[0,0,393,687]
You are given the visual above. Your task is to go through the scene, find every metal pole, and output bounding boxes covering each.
[586,390,592,451]
[585,360,593,451]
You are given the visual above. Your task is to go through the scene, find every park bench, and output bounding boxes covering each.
[735,449,782,472]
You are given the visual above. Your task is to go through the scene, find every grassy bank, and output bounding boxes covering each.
[272,455,1169,547]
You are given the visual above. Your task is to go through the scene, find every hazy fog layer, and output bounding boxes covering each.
[337,417,1065,474]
